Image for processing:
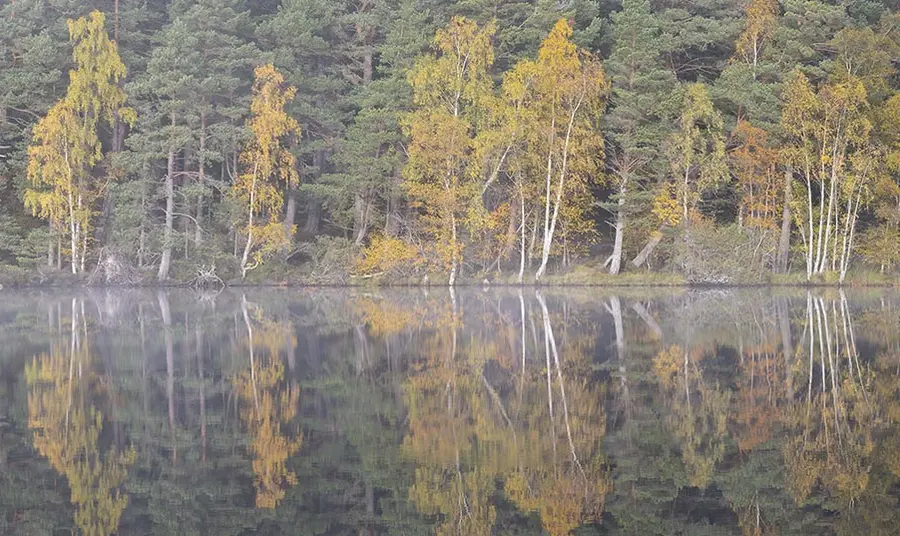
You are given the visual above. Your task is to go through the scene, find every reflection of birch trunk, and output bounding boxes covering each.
[805,292,815,431]
[607,296,630,412]
[241,295,259,411]
[157,291,177,464]
[66,299,77,436]
[139,303,149,449]
[537,292,584,478]
[354,324,371,375]
[631,301,662,339]
[803,292,869,421]
[196,323,207,464]
[519,290,527,373]
[518,290,527,425]
[776,297,794,399]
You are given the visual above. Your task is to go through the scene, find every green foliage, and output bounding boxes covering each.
[0,0,899,285]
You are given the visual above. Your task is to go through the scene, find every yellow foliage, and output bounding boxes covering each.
[652,183,681,226]
[652,345,683,388]
[353,234,423,277]
[734,0,778,70]
[730,120,781,229]
[25,11,132,273]
[667,83,728,221]
[403,17,497,282]
[234,64,301,277]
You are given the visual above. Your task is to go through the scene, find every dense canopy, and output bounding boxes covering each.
[0,0,898,285]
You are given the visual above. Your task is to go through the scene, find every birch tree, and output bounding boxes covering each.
[24,11,133,274]
[403,17,496,285]
[530,19,606,281]
[781,71,872,281]
[233,64,300,279]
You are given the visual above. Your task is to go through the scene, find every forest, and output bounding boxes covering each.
[0,0,899,286]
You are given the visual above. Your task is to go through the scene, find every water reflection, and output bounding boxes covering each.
[0,288,897,535]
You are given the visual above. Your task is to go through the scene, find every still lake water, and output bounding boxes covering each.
[0,287,898,535]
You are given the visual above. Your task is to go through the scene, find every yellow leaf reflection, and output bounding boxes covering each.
[234,297,302,509]
[26,302,134,536]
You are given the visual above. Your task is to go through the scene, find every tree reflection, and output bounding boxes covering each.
[782,291,878,507]
[26,299,134,536]
[400,290,609,535]
[3,289,900,534]
[233,295,302,509]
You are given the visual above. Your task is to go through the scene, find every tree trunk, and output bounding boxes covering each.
[518,191,526,284]
[777,166,792,273]
[353,192,370,245]
[158,146,176,281]
[303,149,327,235]
[285,188,297,232]
[304,198,322,235]
[448,213,458,286]
[385,166,402,237]
[630,229,663,268]
[195,111,206,246]
[610,180,626,275]
[47,220,54,268]
[240,164,258,279]
[536,107,578,281]
[68,191,77,274]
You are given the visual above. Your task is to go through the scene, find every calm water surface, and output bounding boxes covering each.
[0,288,898,535]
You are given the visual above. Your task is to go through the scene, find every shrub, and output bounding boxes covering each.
[354,234,423,279]
[674,221,775,283]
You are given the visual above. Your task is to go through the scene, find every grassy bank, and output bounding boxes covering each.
[5,266,899,290]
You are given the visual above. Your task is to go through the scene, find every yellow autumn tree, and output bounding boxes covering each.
[653,345,730,488]
[504,296,610,535]
[403,17,497,285]
[24,11,134,274]
[665,83,729,225]
[780,70,874,281]
[734,0,778,78]
[730,120,781,229]
[525,19,607,280]
[234,64,301,279]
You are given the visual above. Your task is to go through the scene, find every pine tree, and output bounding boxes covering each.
[603,0,678,274]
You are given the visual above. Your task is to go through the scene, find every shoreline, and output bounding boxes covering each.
[2,281,898,290]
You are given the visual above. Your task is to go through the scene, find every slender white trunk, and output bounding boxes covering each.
[518,190,526,284]
[610,178,626,275]
[448,213,458,286]
[537,101,581,280]
[803,157,814,280]
[537,115,555,281]
[69,191,77,274]
[158,147,176,281]
[240,162,259,279]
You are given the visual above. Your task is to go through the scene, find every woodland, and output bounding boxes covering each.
[1,0,899,286]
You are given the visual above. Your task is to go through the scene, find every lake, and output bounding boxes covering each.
[0,287,898,535]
